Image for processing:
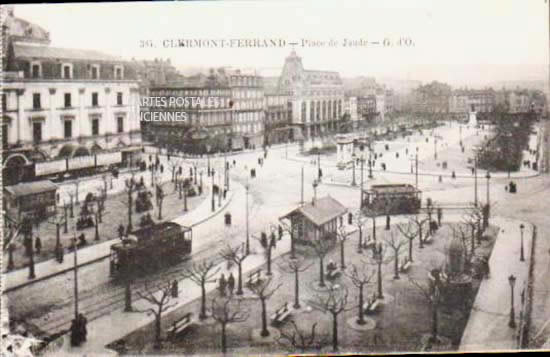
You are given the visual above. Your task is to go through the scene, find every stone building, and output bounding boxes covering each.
[264,92,293,145]
[277,51,345,141]
[1,7,142,184]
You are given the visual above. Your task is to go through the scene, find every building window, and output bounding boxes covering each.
[33,93,41,109]
[117,92,123,105]
[115,66,123,80]
[91,118,99,136]
[63,65,72,79]
[117,116,124,133]
[32,64,41,78]
[64,93,72,108]
[91,65,99,79]
[64,120,72,138]
[33,122,42,143]
[2,124,8,148]
[92,92,99,106]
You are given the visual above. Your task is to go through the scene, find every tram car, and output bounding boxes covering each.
[361,184,421,215]
[109,222,192,277]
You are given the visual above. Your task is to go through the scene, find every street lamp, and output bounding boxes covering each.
[351,153,357,186]
[508,274,516,328]
[474,155,478,207]
[245,180,250,255]
[520,224,525,262]
[486,171,491,222]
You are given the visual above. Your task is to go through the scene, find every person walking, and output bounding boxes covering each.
[227,273,235,295]
[218,273,227,296]
[35,236,42,254]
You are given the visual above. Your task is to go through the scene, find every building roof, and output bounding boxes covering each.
[4,7,51,45]
[281,196,347,227]
[4,180,58,198]
[14,43,124,62]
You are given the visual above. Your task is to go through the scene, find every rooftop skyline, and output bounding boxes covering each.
[10,0,550,88]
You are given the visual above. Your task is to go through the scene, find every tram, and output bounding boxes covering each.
[109,222,192,278]
[361,184,421,215]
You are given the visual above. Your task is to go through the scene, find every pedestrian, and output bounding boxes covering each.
[227,273,235,295]
[70,319,81,347]
[118,224,125,239]
[171,280,179,298]
[218,273,227,296]
[78,313,88,342]
[35,236,42,254]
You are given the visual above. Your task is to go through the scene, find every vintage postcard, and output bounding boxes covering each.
[1,0,550,355]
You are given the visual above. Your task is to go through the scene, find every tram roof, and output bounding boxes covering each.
[366,184,419,194]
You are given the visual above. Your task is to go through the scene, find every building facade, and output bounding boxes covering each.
[449,89,496,116]
[2,8,142,184]
[277,51,345,140]
[228,69,264,150]
[144,72,233,154]
[264,92,292,145]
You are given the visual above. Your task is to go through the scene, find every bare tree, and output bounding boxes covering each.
[255,231,276,276]
[3,214,26,270]
[219,244,247,295]
[336,224,351,269]
[277,320,327,353]
[397,220,419,262]
[311,237,333,288]
[368,242,392,299]
[344,263,375,325]
[352,210,368,253]
[247,277,282,337]
[309,284,351,351]
[463,203,484,250]
[362,204,379,243]
[384,230,408,280]
[278,257,313,309]
[278,219,297,259]
[210,296,249,354]
[135,281,177,348]
[182,259,221,320]
[411,214,429,249]
[156,184,165,221]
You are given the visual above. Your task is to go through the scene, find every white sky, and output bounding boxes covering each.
[11,0,550,86]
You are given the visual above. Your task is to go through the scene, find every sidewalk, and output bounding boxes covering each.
[459,216,533,351]
[4,183,237,293]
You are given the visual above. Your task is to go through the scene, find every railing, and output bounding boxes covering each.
[517,224,537,348]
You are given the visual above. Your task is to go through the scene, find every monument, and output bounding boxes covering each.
[468,104,478,126]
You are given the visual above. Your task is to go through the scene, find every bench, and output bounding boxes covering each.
[400,258,411,273]
[270,302,293,325]
[363,295,380,315]
[247,269,262,286]
[167,313,194,339]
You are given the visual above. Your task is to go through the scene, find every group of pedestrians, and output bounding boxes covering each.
[218,272,236,296]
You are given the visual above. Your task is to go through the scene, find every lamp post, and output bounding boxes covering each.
[72,232,79,320]
[360,154,365,207]
[317,152,321,181]
[486,171,491,221]
[474,156,478,207]
[520,224,525,262]
[245,180,250,255]
[351,153,357,186]
[415,149,419,190]
[508,274,516,328]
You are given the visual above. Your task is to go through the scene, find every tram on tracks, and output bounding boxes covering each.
[361,183,421,215]
[109,222,192,278]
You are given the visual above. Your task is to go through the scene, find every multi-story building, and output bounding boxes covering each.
[344,96,358,129]
[449,89,496,115]
[507,90,531,114]
[2,7,142,184]
[228,69,264,150]
[357,95,378,122]
[143,70,233,154]
[277,51,345,140]
[264,92,292,145]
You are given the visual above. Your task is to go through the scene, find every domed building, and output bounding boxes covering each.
[2,6,142,185]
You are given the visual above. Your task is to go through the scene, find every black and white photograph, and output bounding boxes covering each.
[1,0,550,355]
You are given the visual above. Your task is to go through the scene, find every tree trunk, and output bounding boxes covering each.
[332,313,338,351]
[128,191,133,232]
[158,198,163,220]
[221,323,227,353]
[372,218,377,242]
[200,283,207,319]
[377,263,383,299]
[419,225,424,249]
[409,238,413,262]
[124,281,132,312]
[294,270,300,309]
[28,236,36,279]
[261,298,269,337]
[290,233,295,258]
[319,258,325,287]
[431,303,438,342]
[358,227,363,253]
[236,263,243,295]
[340,240,346,269]
[471,226,475,253]
[394,253,400,279]
[358,285,365,324]
[267,248,272,275]
[154,314,162,348]
[56,223,61,249]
